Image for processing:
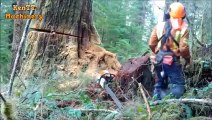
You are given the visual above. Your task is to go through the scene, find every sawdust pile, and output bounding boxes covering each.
[19,31,121,81]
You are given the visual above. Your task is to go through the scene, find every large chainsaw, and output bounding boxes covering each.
[97,71,123,110]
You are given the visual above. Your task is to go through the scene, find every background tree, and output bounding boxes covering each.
[93,0,154,62]
[181,0,212,59]
[0,0,14,82]
[11,0,26,72]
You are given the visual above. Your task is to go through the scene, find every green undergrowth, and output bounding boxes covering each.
[184,83,212,99]
[2,72,211,120]
[119,83,212,120]
[11,72,118,120]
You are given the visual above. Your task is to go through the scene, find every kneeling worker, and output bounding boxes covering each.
[148,2,192,100]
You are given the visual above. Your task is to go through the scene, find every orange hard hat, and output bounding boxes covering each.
[169,2,186,18]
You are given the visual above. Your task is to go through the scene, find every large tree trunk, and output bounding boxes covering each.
[11,0,26,72]
[19,0,121,80]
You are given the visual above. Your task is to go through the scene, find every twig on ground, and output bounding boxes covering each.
[74,108,119,114]
[0,93,6,103]
[8,10,35,96]
[21,91,38,103]
[152,98,212,106]
[132,77,152,120]
[140,83,151,98]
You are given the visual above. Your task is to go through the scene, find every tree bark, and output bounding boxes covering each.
[19,0,121,80]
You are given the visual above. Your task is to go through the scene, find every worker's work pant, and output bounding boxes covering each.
[153,62,185,100]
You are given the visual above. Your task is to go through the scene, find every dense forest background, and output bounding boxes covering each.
[0,0,212,120]
[1,0,212,80]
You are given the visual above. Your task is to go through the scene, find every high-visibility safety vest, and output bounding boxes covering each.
[156,21,188,52]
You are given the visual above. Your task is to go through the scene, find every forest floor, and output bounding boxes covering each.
[1,58,212,120]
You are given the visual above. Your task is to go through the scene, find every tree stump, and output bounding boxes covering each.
[19,0,121,81]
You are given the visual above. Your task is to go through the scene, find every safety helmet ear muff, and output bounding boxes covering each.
[182,8,186,19]
[164,11,170,21]
[164,10,170,20]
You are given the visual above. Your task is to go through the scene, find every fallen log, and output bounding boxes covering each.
[73,108,118,114]
[115,53,150,81]
[152,98,212,106]
[115,53,154,97]
[86,53,155,102]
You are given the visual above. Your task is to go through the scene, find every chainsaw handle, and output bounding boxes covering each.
[99,73,115,82]
[98,73,115,88]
